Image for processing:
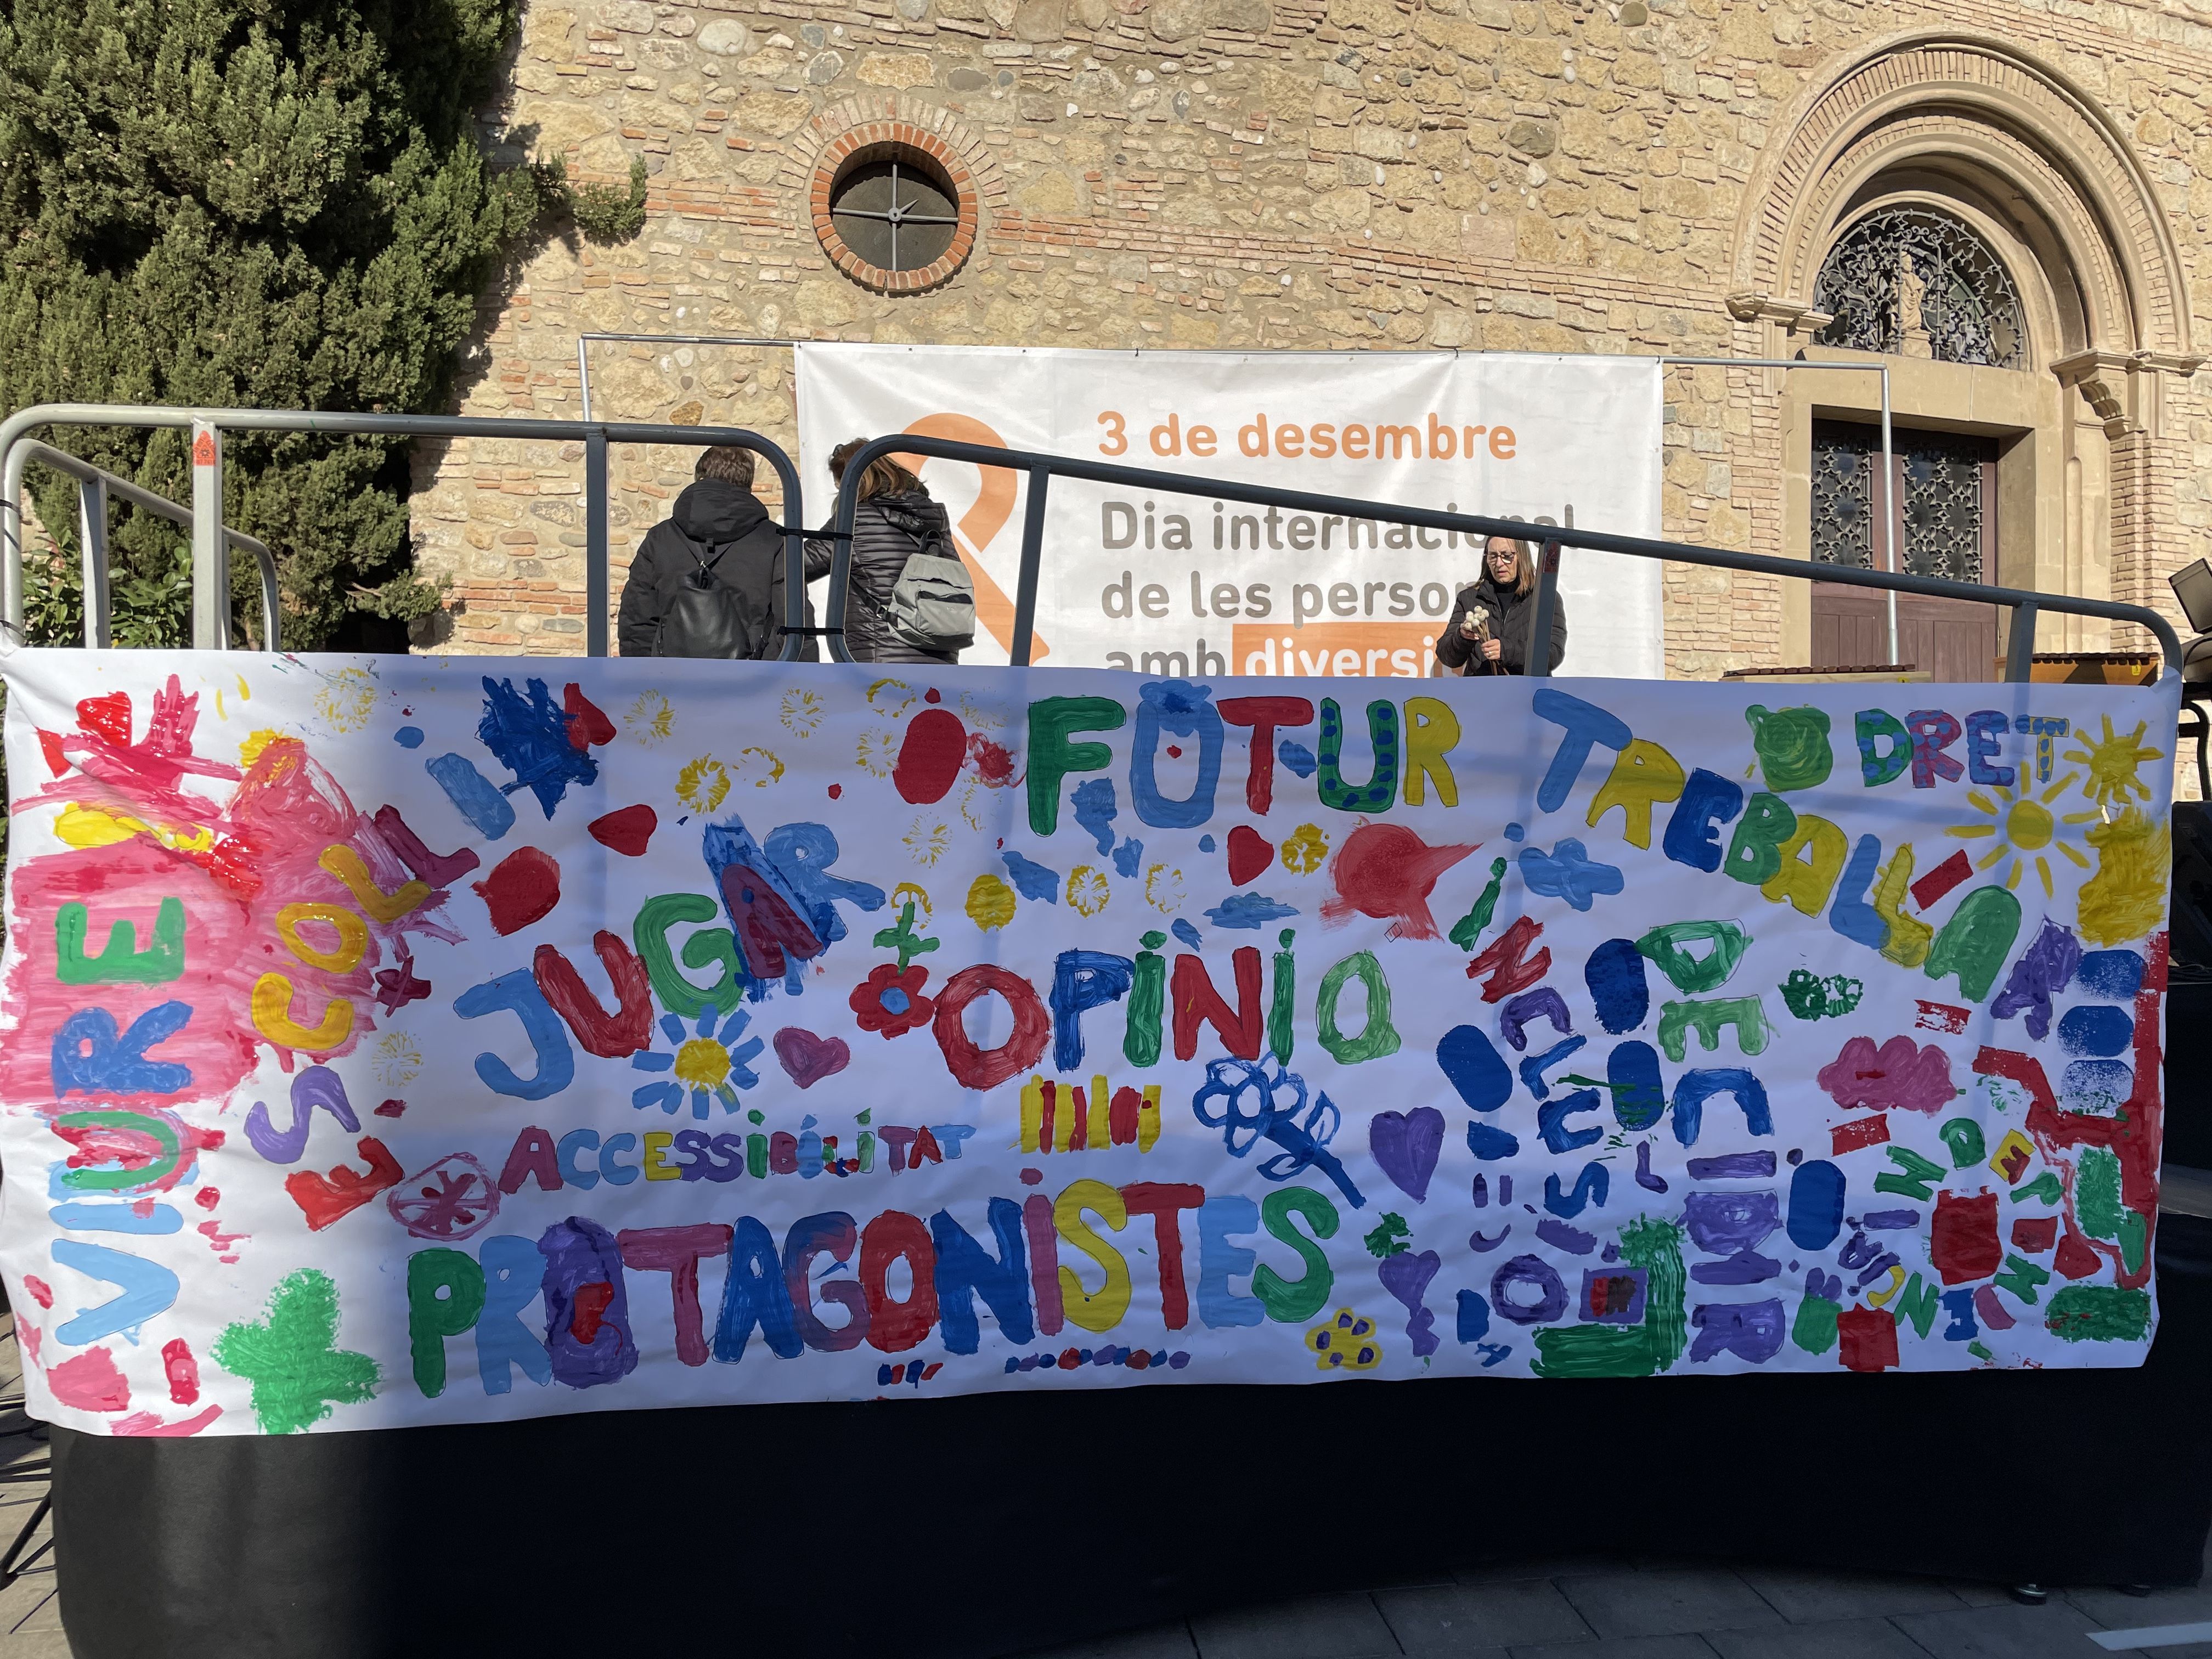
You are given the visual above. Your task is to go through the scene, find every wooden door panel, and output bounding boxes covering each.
[1809,586,1996,679]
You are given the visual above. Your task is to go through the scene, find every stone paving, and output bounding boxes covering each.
[1010,1545,2212,1659]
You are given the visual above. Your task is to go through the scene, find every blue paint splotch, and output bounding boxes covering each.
[1171,919,1204,951]
[1111,837,1145,878]
[478,677,604,819]
[2076,949,2147,1001]
[1277,738,1316,778]
[1584,938,1649,1034]
[427,754,516,841]
[2057,1003,2132,1058]
[1071,778,1120,856]
[393,726,425,749]
[1517,839,1624,912]
[1001,850,1059,902]
[1205,893,1299,929]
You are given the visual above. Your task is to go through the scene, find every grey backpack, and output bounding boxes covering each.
[872,503,976,655]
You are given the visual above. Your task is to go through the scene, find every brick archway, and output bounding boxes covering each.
[788,97,1007,296]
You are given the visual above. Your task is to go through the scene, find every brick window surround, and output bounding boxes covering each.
[810,127,978,296]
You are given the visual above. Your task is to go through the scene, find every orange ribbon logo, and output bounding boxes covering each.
[893,414,1048,663]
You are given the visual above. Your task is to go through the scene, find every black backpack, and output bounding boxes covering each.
[653,538,757,659]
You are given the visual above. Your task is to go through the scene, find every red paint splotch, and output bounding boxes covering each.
[571,1282,616,1344]
[21,1277,53,1310]
[53,1109,221,1197]
[1972,936,2168,1290]
[1829,1114,1891,1155]
[1466,915,1550,1002]
[2011,1216,2058,1252]
[1929,1190,2001,1284]
[1836,1307,1899,1373]
[284,1136,403,1231]
[1915,999,1970,1035]
[198,1217,249,1255]
[562,682,616,748]
[1910,849,1974,910]
[894,708,967,804]
[588,804,657,857]
[1320,823,1477,940]
[473,847,562,935]
[4,678,464,1099]
[162,1338,201,1406]
[112,1406,223,1438]
[965,733,1018,788]
[48,1347,131,1412]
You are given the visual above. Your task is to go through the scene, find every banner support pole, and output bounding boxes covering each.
[1012,466,1049,668]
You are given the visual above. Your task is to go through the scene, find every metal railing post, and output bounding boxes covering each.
[1011,467,1050,668]
[1526,538,1562,679]
[2005,601,2040,684]
[1880,372,1898,667]
[584,427,610,658]
[77,479,110,649]
[189,419,228,650]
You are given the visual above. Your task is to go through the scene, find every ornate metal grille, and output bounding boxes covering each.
[1812,205,2027,369]
[1810,425,1876,572]
[1810,421,1989,583]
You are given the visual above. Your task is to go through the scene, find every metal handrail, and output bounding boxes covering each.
[0,405,811,659]
[11,441,281,652]
[827,433,2184,681]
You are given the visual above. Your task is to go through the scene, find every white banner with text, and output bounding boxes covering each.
[795,346,1664,678]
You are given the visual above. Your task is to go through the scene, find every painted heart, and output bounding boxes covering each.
[1376,1248,1442,1357]
[1369,1105,1445,1204]
[1227,825,1274,885]
[588,804,657,857]
[773,1027,850,1089]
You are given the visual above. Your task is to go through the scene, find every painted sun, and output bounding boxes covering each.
[1946,776,2095,896]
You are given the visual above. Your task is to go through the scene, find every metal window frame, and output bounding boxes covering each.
[823,431,2180,681]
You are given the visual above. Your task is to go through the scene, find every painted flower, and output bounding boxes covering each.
[851,963,935,1037]
[631,1008,764,1118]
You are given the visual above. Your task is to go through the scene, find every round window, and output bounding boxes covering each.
[811,135,977,295]
[831,156,958,272]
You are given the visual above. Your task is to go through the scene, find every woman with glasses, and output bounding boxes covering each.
[1432,535,1567,676]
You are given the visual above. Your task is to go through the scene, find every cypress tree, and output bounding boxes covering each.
[0,0,579,649]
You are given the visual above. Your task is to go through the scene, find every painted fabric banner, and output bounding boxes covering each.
[0,649,2177,1438]
[794,344,1664,678]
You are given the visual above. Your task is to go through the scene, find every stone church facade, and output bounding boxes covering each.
[410,0,2212,682]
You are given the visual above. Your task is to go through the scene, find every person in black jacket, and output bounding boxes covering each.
[1433,535,1567,676]
[808,440,962,665]
[617,445,828,658]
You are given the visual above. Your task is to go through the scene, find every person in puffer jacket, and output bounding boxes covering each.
[808,440,962,665]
